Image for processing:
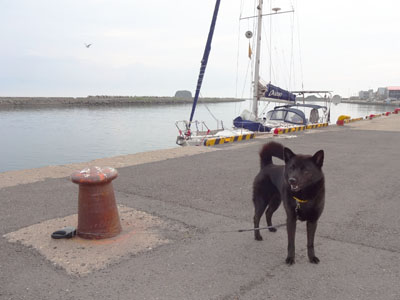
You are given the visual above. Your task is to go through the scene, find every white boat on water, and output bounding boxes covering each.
[175,0,332,146]
[233,1,332,132]
[235,98,332,132]
[176,120,254,147]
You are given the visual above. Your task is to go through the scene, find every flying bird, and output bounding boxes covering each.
[84,43,92,48]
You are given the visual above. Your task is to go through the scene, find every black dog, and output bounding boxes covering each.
[252,141,325,265]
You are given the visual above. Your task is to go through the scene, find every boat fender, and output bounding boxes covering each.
[337,115,350,121]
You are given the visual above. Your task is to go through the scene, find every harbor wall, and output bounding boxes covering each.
[0,96,243,108]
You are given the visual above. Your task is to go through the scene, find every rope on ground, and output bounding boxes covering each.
[112,223,287,235]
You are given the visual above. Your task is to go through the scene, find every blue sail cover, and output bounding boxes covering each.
[233,116,271,132]
[264,83,296,102]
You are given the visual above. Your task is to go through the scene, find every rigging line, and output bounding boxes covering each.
[235,0,248,117]
[279,48,291,90]
[294,0,304,90]
[262,13,282,87]
[269,0,272,82]
[234,24,241,113]
[241,58,252,101]
[235,0,245,99]
[275,12,291,90]
[259,101,271,116]
[262,5,294,91]
[261,22,268,82]
[249,57,254,112]
[198,92,220,126]
[273,17,289,90]
[248,6,257,112]
[289,7,295,90]
[272,21,281,86]
[261,21,274,84]
[239,0,244,18]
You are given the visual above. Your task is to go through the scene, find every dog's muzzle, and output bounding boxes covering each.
[288,178,300,192]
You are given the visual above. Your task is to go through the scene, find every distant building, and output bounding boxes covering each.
[357,86,400,101]
[387,87,400,100]
[359,89,373,100]
[376,87,387,99]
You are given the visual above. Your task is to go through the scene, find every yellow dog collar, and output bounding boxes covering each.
[293,196,308,203]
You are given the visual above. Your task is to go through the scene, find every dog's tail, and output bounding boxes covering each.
[259,142,285,168]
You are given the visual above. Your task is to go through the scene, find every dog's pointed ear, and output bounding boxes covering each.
[283,147,295,163]
[312,150,324,168]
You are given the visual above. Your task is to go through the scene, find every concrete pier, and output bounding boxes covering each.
[1,115,400,299]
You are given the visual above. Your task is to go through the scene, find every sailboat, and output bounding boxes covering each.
[175,0,254,147]
[233,0,331,132]
[175,0,331,146]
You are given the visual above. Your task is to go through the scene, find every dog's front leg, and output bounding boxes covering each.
[285,214,297,265]
[306,220,319,264]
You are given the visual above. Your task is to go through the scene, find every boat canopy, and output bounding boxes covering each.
[274,103,327,110]
[264,83,296,102]
[265,107,306,125]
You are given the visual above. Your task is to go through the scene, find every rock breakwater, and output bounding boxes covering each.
[0,96,243,108]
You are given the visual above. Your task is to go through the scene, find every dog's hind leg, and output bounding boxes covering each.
[265,194,281,232]
[253,196,268,241]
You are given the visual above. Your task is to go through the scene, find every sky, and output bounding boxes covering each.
[0,0,399,98]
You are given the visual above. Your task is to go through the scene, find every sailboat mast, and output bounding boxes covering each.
[188,0,221,128]
[252,0,263,117]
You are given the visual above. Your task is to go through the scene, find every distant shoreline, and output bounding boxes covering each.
[0,96,243,109]
[297,98,400,106]
[341,99,400,106]
[1,96,398,109]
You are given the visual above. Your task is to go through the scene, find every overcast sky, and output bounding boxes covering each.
[0,0,399,98]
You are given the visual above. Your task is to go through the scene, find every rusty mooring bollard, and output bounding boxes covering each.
[71,166,122,239]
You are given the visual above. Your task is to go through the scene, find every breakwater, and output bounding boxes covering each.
[0,96,243,108]
[2,96,399,108]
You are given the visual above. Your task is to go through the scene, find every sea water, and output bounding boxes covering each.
[0,101,394,172]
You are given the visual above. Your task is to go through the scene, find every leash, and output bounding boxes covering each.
[237,223,286,232]
[228,197,306,233]
[58,224,288,237]
[215,196,307,233]
[209,222,286,234]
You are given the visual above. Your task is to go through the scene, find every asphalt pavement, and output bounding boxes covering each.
[1,115,400,300]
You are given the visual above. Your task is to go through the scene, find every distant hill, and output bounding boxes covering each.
[174,90,192,100]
